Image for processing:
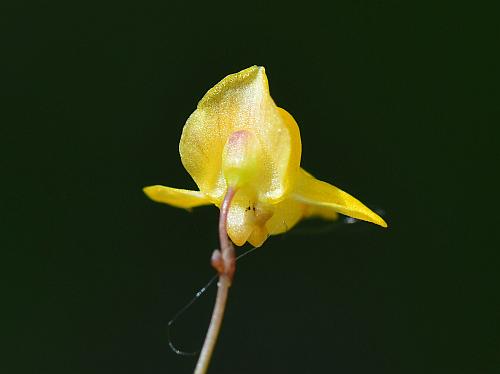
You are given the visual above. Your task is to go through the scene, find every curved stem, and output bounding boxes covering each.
[194,188,236,374]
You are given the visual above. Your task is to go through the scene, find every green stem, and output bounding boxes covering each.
[194,188,236,374]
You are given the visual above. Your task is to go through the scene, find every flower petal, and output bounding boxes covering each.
[226,189,256,246]
[292,169,388,227]
[303,204,339,221]
[248,226,268,248]
[265,198,304,235]
[179,66,301,204]
[143,185,211,209]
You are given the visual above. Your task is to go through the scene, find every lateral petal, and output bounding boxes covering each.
[292,169,387,227]
[143,185,211,209]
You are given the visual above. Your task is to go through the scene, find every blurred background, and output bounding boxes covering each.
[3,1,498,373]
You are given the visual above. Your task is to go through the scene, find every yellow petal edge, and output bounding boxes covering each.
[144,66,387,247]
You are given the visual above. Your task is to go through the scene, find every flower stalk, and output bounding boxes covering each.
[194,188,236,374]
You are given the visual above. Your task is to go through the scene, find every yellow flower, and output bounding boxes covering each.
[144,66,387,247]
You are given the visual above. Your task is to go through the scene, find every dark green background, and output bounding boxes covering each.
[3,1,498,373]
